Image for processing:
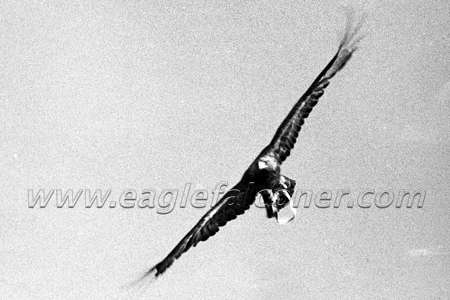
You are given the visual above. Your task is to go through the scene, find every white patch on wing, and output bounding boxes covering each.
[258,155,278,170]
[258,160,267,170]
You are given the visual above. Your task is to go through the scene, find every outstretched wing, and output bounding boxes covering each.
[135,11,365,285]
[139,180,257,280]
[260,12,365,164]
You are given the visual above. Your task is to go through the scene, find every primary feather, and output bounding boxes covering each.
[260,10,365,163]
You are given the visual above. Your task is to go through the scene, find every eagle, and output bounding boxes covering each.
[138,11,365,282]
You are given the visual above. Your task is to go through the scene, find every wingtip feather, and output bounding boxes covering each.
[325,8,366,78]
[338,6,367,53]
[120,267,159,299]
[129,267,159,288]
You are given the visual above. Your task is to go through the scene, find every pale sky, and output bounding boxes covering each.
[1,0,449,299]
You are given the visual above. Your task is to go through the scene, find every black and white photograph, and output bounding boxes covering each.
[1,1,449,299]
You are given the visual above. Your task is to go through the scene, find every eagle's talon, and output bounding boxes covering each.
[274,188,296,225]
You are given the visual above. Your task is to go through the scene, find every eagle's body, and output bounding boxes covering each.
[137,11,365,282]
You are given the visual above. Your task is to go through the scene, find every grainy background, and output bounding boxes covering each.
[1,0,449,299]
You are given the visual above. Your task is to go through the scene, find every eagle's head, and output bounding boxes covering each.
[274,174,296,198]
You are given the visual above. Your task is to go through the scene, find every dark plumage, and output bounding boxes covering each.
[137,11,365,282]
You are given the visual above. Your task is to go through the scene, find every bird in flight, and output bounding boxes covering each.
[138,11,365,283]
